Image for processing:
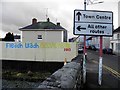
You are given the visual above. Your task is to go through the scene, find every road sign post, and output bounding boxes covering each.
[83,0,87,84]
[74,10,113,36]
[83,35,86,84]
[74,9,113,85]
[98,36,103,85]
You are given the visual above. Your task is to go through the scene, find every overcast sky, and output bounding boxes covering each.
[0,0,120,38]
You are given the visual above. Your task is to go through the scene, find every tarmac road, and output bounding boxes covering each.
[87,50,120,73]
[83,50,120,89]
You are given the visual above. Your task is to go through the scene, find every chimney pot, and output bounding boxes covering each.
[47,18,50,22]
[32,18,37,24]
[57,22,60,26]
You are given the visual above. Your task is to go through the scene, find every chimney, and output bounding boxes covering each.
[47,18,50,22]
[32,18,37,24]
[57,22,60,26]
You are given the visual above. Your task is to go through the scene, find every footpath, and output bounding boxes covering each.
[83,58,120,89]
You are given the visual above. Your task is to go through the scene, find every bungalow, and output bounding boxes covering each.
[19,18,67,42]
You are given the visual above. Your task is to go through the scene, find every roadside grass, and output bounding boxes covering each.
[2,70,51,82]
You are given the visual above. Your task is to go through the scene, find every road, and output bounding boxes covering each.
[87,50,120,75]
[84,50,120,89]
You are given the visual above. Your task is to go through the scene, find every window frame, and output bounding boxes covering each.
[37,35,42,40]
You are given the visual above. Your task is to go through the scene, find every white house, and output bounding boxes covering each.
[14,35,21,42]
[19,18,67,42]
[86,36,110,49]
[109,2,120,54]
[118,1,120,26]
[110,27,120,54]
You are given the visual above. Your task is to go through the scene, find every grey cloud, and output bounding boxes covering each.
[2,23,20,34]
[2,2,56,32]
[1,1,64,34]
[1,0,118,38]
[1,0,82,37]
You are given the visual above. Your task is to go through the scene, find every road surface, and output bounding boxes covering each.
[84,50,120,89]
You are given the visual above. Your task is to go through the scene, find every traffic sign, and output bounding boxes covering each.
[74,10,113,36]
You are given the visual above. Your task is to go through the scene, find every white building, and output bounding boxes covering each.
[87,36,110,49]
[109,2,120,54]
[19,18,67,42]
[110,27,120,54]
[118,1,120,27]
[14,35,21,42]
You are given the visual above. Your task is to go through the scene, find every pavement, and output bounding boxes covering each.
[83,58,120,89]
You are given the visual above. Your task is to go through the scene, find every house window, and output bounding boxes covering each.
[116,43,120,50]
[37,35,42,40]
[117,34,120,39]
[111,43,113,50]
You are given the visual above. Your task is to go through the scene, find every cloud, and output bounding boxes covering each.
[1,0,82,37]
[0,0,119,38]
[2,2,47,26]
[1,2,50,34]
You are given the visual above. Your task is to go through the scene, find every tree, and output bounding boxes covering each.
[3,32,15,41]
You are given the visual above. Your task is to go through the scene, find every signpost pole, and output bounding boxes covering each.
[98,36,103,85]
[84,0,86,10]
[83,0,87,84]
[74,0,112,85]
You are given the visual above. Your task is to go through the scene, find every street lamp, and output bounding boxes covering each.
[85,0,104,9]
[86,0,104,5]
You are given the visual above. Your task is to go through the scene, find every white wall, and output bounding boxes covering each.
[1,42,78,62]
[103,37,110,48]
[110,40,120,53]
[22,30,63,42]
[91,37,110,48]
[113,33,117,40]
[118,1,120,27]
[110,32,120,53]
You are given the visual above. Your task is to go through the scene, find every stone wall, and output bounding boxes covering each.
[37,55,82,89]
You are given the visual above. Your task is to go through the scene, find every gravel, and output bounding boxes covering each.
[2,79,42,89]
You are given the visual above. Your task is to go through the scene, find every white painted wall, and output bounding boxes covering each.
[110,31,120,53]
[113,33,117,40]
[1,42,78,62]
[110,40,120,53]
[21,29,63,42]
[91,37,110,48]
[0,41,2,61]
[118,1,120,27]
[103,37,110,48]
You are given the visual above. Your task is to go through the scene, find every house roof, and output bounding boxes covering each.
[14,35,21,39]
[113,26,120,33]
[19,21,65,31]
